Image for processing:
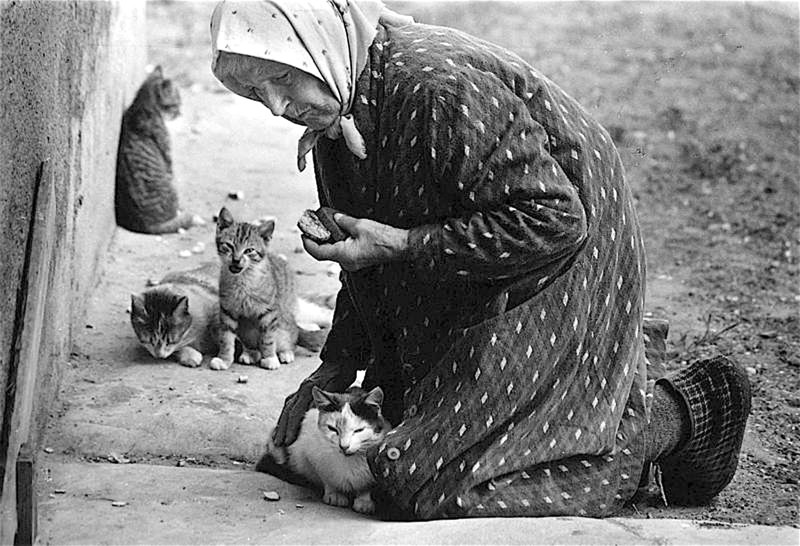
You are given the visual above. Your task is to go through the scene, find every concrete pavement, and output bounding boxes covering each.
[38,462,798,545]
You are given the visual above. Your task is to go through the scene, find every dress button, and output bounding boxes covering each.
[408,405,418,417]
[386,447,401,461]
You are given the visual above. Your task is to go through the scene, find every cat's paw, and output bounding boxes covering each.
[322,489,350,508]
[352,493,375,515]
[177,347,202,368]
[258,355,280,370]
[277,350,295,364]
[209,357,232,371]
[238,349,260,365]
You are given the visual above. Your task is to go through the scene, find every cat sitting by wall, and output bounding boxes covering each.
[115,65,203,234]
[264,386,390,515]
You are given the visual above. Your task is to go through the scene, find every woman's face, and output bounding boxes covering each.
[216,53,340,130]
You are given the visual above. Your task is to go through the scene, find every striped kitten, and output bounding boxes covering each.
[115,65,201,234]
[130,262,219,367]
[210,207,328,371]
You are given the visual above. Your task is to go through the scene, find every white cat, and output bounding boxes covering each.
[268,386,389,514]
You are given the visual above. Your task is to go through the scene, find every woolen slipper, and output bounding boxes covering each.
[655,355,751,505]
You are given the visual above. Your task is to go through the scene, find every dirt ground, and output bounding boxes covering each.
[99,0,799,528]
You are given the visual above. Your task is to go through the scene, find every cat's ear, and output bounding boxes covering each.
[258,219,275,242]
[311,386,337,411]
[131,293,147,318]
[217,207,234,230]
[152,65,163,78]
[363,387,384,409]
[174,295,189,316]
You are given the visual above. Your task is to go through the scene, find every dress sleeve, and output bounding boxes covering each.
[318,279,372,373]
[405,80,588,282]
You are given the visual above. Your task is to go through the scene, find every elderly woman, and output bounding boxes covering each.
[210,0,750,520]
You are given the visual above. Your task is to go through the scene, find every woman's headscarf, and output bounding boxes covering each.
[210,0,413,171]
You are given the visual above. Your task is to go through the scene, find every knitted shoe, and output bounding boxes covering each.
[655,355,751,505]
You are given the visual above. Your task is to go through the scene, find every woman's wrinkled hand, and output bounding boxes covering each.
[271,360,356,447]
[302,213,410,272]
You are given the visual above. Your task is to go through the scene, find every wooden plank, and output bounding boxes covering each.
[0,159,55,545]
[14,443,36,546]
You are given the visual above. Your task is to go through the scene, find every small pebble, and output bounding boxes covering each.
[263,491,280,501]
[237,375,249,384]
[295,503,304,509]
[146,278,159,287]
[191,214,207,226]
[54,489,66,494]
[43,447,54,453]
[177,228,187,235]
[746,366,757,375]
[176,460,186,467]
[178,250,192,258]
[111,501,127,507]
[154,236,163,242]
[191,242,206,254]
[228,191,244,200]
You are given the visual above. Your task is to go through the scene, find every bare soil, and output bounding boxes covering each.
[145,1,798,527]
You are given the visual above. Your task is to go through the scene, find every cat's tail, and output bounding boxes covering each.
[142,210,206,234]
[255,434,315,488]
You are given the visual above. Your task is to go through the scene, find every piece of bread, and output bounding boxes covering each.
[297,207,347,244]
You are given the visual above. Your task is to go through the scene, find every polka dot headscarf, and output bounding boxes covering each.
[210,0,413,171]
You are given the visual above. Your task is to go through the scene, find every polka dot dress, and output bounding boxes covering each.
[314,23,651,520]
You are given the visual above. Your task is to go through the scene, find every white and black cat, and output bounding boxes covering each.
[264,387,390,515]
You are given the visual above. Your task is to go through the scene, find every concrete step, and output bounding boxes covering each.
[38,462,798,545]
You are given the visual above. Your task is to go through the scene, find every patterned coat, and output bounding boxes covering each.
[312,22,649,520]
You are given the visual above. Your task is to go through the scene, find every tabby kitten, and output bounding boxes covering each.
[270,387,389,514]
[115,65,201,234]
[130,262,219,367]
[211,207,316,371]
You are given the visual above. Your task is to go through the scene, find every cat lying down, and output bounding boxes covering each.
[264,386,390,515]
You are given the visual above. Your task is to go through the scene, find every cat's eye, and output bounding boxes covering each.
[327,425,337,433]
[353,428,365,434]
[274,71,291,84]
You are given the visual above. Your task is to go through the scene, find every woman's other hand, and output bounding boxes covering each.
[272,359,356,447]
[302,213,409,271]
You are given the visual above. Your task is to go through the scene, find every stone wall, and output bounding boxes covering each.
[0,0,145,541]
